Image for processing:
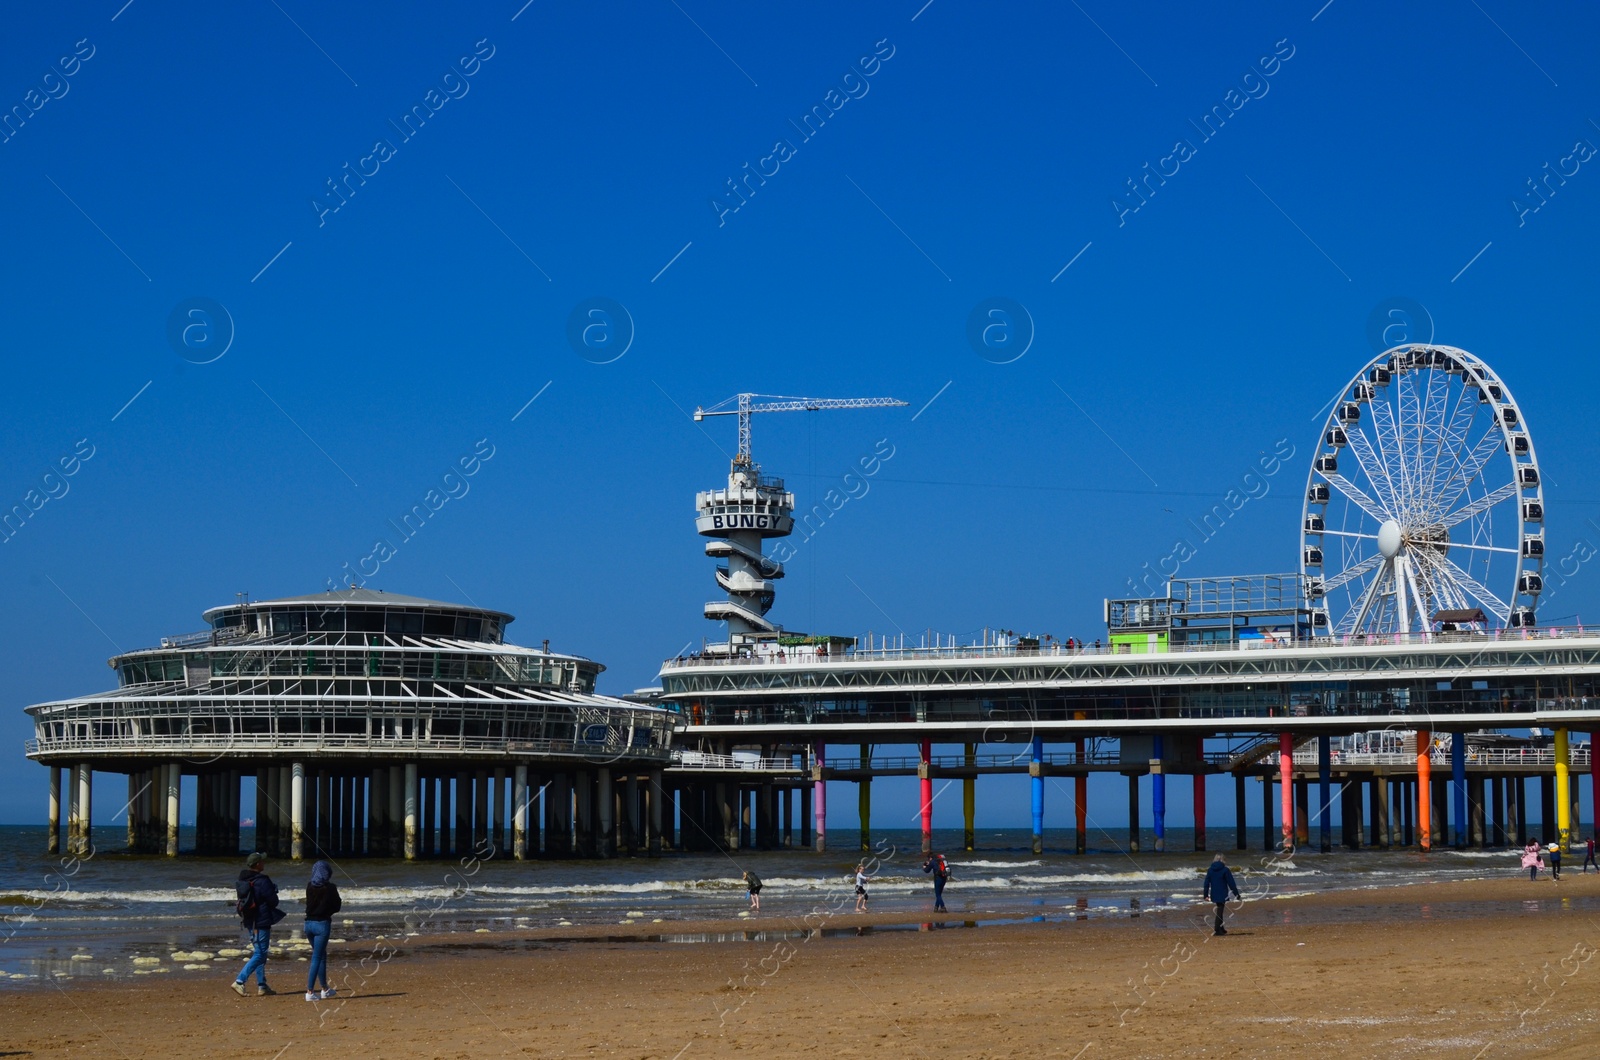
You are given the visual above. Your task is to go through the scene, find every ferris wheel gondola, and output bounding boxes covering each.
[1300,345,1543,636]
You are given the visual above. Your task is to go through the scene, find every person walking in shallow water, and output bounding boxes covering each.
[303,859,342,1001]
[1202,854,1241,937]
[854,863,872,913]
[922,852,950,912]
[741,870,762,912]
[1584,837,1597,873]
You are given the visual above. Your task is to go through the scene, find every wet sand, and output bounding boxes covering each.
[8,874,1600,1058]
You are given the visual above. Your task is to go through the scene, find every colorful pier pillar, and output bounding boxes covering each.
[1151,734,1166,854]
[813,742,826,853]
[1278,733,1294,850]
[1318,736,1331,853]
[963,743,976,852]
[919,739,934,854]
[1416,728,1432,851]
[1074,738,1087,855]
[1556,728,1571,850]
[858,742,871,853]
[1591,731,1599,848]
[1452,733,1468,848]
[1030,736,1044,855]
[1194,771,1207,852]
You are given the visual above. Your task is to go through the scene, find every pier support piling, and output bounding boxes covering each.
[648,769,664,857]
[1234,772,1247,851]
[513,765,528,860]
[1029,737,1044,856]
[1150,735,1165,854]
[813,743,826,854]
[47,767,61,855]
[921,739,935,855]
[291,762,306,861]
[404,762,418,861]
[1279,733,1294,850]
[1318,736,1332,854]
[1452,734,1468,848]
[963,743,976,852]
[1127,774,1140,853]
[1417,729,1432,852]
[1075,739,1088,855]
[1556,728,1572,850]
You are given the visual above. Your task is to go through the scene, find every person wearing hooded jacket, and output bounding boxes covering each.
[304,860,343,1001]
[232,852,285,996]
[1202,854,1242,937]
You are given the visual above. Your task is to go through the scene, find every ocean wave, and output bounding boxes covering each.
[951,860,1044,869]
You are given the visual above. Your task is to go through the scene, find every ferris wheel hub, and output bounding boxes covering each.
[1378,519,1402,559]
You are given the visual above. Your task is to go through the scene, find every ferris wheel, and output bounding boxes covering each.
[1300,345,1544,636]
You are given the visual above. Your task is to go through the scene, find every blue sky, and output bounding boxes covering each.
[2,1,1597,828]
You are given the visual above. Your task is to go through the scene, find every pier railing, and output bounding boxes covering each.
[670,750,803,772]
[662,624,1600,668]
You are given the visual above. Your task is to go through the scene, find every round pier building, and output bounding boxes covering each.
[25,588,674,860]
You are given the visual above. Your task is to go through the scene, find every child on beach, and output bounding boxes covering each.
[854,863,872,912]
[1548,843,1563,880]
[742,870,762,911]
[1585,837,1597,873]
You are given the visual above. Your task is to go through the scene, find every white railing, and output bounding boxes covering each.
[662,624,1600,669]
[670,750,801,771]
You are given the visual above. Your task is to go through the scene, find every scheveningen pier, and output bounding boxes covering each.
[23,346,1600,862]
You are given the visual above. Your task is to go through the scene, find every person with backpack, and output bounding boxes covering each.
[922,852,950,912]
[304,860,343,1001]
[231,852,285,997]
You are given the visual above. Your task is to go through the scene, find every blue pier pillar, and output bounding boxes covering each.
[1152,734,1166,853]
[1318,736,1331,853]
[1030,736,1044,855]
[1452,732,1467,848]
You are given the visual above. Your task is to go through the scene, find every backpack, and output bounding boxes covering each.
[936,855,950,879]
[236,878,260,922]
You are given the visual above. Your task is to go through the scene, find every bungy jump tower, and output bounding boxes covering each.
[691,393,906,651]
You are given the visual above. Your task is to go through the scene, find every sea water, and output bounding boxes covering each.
[0,823,1546,987]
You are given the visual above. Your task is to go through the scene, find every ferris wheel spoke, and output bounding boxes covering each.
[1435,555,1512,623]
[1345,561,1390,634]
[1438,482,1520,529]
[1442,540,1520,556]
[1323,551,1383,593]
[1342,427,1398,513]
[1430,376,1483,505]
[1322,472,1390,524]
[1434,430,1506,514]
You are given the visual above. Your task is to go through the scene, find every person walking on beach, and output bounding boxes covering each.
[742,870,762,912]
[1584,837,1597,873]
[1202,854,1241,937]
[1548,842,1563,881]
[854,863,872,913]
[922,852,950,912]
[1522,840,1543,881]
[303,859,342,1002]
[232,852,284,997]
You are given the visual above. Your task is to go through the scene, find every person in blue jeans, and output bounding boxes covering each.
[303,859,343,1001]
[232,852,284,996]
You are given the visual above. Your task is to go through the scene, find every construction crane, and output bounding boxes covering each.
[693,393,908,471]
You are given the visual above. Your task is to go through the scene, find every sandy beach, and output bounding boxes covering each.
[7,875,1600,1058]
